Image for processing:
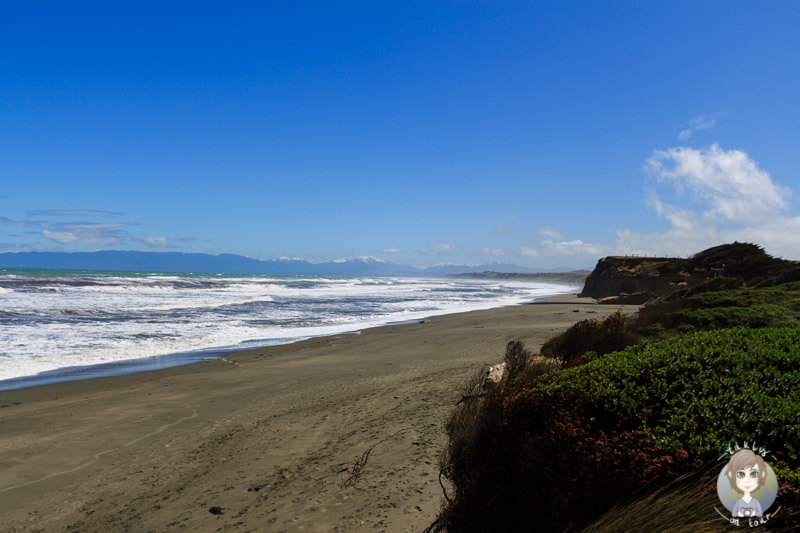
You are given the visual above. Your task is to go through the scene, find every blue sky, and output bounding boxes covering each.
[2,1,799,269]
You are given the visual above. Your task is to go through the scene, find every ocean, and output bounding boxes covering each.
[0,269,577,390]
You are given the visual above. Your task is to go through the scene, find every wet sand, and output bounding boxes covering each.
[0,294,637,532]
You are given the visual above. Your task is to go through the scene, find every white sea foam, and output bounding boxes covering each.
[0,273,577,383]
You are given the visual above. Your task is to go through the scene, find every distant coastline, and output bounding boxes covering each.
[448,271,590,284]
[0,250,575,277]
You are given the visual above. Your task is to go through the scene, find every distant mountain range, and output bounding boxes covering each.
[0,250,583,277]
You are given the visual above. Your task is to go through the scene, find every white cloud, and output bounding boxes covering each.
[539,227,565,240]
[28,209,123,217]
[525,239,607,258]
[62,223,127,231]
[647,144,789,224]
[144,236,170,248]
[42,229,79,244]
[41,222,129,246]
[472,144,800,263]
[646,192,697,232]
[677,112,724,140]
[381,247,400,254]
[690,113,721,131]
[479,248,507,256]
[614,143,800,258]
[429,242,458,255]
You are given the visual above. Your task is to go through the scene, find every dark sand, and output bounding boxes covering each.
[0,294,637,532]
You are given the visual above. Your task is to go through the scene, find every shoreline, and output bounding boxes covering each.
[0,285,580,392]
[0,294,638,531]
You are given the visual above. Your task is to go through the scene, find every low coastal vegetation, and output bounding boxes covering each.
[428,243,800,532]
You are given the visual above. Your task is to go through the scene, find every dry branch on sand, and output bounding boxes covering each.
[340,429,410,489]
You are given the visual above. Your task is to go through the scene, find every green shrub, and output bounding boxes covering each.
[540,317,600,362]
[683,282,800,310]
[639,322,667,338]
[540,311,637,365]
[670,304,800,329]
[683,275,745,296]
[636,282,800,335]
[525,328,800,462]
[687,242,800,287]
[433,328,800,532]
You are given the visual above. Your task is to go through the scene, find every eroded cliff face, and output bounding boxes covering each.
[579,256,685,304]
[579,243,800,305]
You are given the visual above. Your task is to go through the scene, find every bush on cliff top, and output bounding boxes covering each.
[686,242,800,287]
[676,281,800,310]
[635,281,800,335]
[669,304,800,330]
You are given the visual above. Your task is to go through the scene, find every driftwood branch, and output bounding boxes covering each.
[340,428,410,489]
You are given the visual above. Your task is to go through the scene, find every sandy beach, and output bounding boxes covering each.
[0,294,637,532]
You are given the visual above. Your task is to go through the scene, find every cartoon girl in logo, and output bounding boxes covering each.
[725,449,767,517]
